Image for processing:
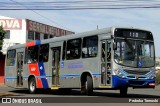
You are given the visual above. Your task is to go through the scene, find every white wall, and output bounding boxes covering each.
[0,16,27,54]
[8,19,26,44]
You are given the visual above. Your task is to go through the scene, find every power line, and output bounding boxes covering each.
[9,0,73,31]
[2,3,160,7]
[3,0,160,3]
[1,0,160,5]
[1,5,160,10]
[1,0,160,10]
[1,0,160,6]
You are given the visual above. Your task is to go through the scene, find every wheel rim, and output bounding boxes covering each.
[30,81,35,92]
[85,81,88,90]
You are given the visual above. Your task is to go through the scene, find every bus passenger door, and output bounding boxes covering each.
[51,47,61,87]
[101,40,112,86]
[16,52,24,87]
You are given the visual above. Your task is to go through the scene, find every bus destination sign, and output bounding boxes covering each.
[114,28,153,40]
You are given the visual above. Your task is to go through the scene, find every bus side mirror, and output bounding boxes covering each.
[113,42,117,50]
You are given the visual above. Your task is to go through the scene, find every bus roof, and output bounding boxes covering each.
[7,27,152,50]
[7,27,112,50]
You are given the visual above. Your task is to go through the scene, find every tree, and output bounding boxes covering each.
[0,26,6,50]
[156,71,160,85]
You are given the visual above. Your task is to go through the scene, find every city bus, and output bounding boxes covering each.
[4,27,156,96]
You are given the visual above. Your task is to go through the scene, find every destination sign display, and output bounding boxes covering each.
[114,28,153,40]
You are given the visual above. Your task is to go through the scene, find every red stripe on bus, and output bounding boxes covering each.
[36,78,43,88]
[26,41,35,48]
[28,63,42,88]
[28,63,39,76]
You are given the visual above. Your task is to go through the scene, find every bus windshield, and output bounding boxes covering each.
[114,39,155,68]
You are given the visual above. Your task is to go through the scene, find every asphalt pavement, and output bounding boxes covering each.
[0,84,159,105]
[0,84,159,98]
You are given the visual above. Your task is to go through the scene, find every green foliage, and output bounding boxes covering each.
[0,26,6,50]
[156,71,160,85]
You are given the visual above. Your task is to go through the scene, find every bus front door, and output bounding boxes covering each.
[16,52,24,87]
[101,40,112,86]
[51,47,61,87]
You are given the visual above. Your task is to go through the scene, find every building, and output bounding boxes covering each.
[0,15,74,83]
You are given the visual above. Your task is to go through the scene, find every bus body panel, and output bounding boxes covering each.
[60,58,100,88]
[23,61,30,88]
[5,66,17,87]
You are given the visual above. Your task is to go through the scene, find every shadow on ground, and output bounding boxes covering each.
[8,89,160,98]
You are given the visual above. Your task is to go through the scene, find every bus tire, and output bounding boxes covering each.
[120,86,128,96]
[86,76,93,96]
[29,77,37,94]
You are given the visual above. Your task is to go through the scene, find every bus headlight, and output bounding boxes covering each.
[114,70,126,78]
[148,72,155,79]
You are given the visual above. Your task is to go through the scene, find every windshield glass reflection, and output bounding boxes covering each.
[114,39,154,67]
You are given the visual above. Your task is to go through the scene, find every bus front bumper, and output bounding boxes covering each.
[112,75,156,88]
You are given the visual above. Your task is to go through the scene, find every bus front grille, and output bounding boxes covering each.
[124,70,150,75]
[128,80,145,86]
[127,76,146,79]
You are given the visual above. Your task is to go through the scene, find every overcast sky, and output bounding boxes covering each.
[0,0,160,57]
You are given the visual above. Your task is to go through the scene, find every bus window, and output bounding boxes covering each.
[82,35,98,58]
[39,44,49,62]
[66,38,82,60]
[6,49,16,66]
[25,46,38,64]
[62,41,66,60]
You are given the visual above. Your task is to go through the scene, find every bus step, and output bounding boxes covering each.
[99,86,112,88]
[51,86,60,90]
[15,86,24,89]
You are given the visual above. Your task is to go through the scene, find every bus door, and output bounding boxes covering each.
[101,40,112,86]
[51,47,61,86]
[16,52,24,86]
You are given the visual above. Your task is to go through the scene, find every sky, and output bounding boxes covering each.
[0,0,160,57]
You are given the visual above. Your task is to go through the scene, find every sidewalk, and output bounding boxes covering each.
[0,83,13,97]
[0,83,7,87]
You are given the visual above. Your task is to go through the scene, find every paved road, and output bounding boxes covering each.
[0,85,160,97]
[0,86,160,106]
[0,85,159,105]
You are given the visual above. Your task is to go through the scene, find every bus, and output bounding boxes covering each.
[5,27,155,96]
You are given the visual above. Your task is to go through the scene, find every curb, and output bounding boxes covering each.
[0,93,14,97]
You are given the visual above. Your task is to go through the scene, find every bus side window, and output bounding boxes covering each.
[24,46,38,64]
[62,41,66,60]
[82,35,98,58]
[66,38,81,60]
[6,49,16,66]
[39,44,49,62]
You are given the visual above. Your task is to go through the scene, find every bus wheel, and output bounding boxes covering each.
[85,76,93,96]
[29,77,36,94]
[120,86,128,96]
